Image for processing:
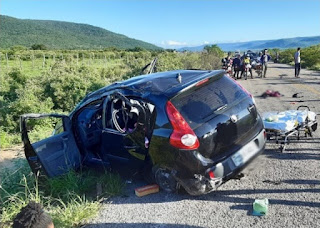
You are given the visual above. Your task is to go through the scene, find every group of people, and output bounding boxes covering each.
[222,47,302,79]
[222,49,271,79]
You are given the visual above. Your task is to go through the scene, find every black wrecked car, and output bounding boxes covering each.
[20,69,266,195]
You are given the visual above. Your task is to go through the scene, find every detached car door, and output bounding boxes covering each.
[20,114,81,177]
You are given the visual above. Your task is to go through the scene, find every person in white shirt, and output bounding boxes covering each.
[294,47,301,78]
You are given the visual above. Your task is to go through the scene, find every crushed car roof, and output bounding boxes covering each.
[82,70,224,102]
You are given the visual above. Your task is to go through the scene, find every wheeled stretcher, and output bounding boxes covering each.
[262,106,318,152]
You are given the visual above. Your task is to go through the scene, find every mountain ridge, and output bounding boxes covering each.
[179,36,320,52]
[0,15,161,50]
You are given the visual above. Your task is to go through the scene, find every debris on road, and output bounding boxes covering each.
[262,180,282,185]
[261,90,282,98]
[135,184,159,197]
[292,92,303,98]
[253,198,269,216]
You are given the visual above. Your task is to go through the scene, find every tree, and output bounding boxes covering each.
[31,44,48,50]
[204,44,224,57]
[126,47,146,52]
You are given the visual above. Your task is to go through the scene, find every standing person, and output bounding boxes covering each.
[294,47,301,78]
[275,51,279,63]
[233,54,241,79]
[241,54,253,79]
[261,49,271,78]
[221,52,232,68]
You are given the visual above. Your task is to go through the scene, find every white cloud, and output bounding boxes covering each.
[162,40,188,46]
[203,41,210,44]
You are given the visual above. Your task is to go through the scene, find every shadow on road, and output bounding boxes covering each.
[284,99,320,103]
[85,223,201,228]
[270,65,293,69]
[282,179,320,185]
[264,148,320,160]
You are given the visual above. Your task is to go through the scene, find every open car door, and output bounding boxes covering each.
[20,114,81,177]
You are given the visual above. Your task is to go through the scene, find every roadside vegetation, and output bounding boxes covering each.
[1,44,319,147]
[0,45,223,148]
[269,44,320,70]
[0,159,124,227]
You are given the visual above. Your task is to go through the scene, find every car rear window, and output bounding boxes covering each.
[171,76,248,125]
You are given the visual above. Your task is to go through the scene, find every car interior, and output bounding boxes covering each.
[73,92,156,166]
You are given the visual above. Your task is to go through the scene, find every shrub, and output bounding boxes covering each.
[0,160,124,227]
[31,44,48,50]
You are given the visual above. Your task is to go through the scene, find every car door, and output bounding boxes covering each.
[20,113,81,177]
[100,92,149,167]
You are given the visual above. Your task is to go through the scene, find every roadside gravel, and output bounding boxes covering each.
[86,63,320,228]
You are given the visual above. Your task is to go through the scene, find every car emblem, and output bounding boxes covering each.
[230,115,238,123]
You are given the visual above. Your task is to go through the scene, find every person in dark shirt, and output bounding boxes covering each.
[232,54,241,79]
[294,47,301,78]
[261,49,271,78]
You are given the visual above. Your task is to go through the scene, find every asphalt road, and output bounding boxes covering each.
[86,63,320,228]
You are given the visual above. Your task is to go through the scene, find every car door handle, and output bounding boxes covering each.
[124,145,139,149]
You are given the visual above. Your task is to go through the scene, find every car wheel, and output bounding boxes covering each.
[154,167,178,193]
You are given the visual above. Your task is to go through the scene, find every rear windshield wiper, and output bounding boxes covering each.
[202,104,228,120]
[216,104,228,111]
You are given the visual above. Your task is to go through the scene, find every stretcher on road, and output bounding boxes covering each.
[262,106,318,152]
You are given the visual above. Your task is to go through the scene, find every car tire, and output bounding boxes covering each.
[154,167,178,193]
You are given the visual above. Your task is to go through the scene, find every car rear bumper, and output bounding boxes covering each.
[173,129,266,195]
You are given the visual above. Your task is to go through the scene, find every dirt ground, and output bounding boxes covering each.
[0,145,23,170]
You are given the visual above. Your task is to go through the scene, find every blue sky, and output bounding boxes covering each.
[1,0,320,48]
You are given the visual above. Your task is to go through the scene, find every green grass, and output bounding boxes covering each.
[0,48,224,149]
[0,127,21,148]
[0,159,124,227]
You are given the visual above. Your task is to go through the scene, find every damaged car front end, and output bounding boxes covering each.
[21,69,266,195]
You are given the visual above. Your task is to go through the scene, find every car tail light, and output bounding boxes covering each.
[166,101,199,149]
[208,170,215,179]
[196,78,209,87]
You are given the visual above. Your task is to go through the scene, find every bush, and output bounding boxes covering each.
[31,44,48,50]
[279,44,320,70]
[0,49,224,147]
[0,160,124,227]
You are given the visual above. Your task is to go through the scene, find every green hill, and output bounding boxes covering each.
[0,15,161,50]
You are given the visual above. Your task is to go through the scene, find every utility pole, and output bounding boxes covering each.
[77,53,79,66]
[18,55,22,70]
[32,52,35,69]
[6,53,8,69]
[42,54,46,68]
